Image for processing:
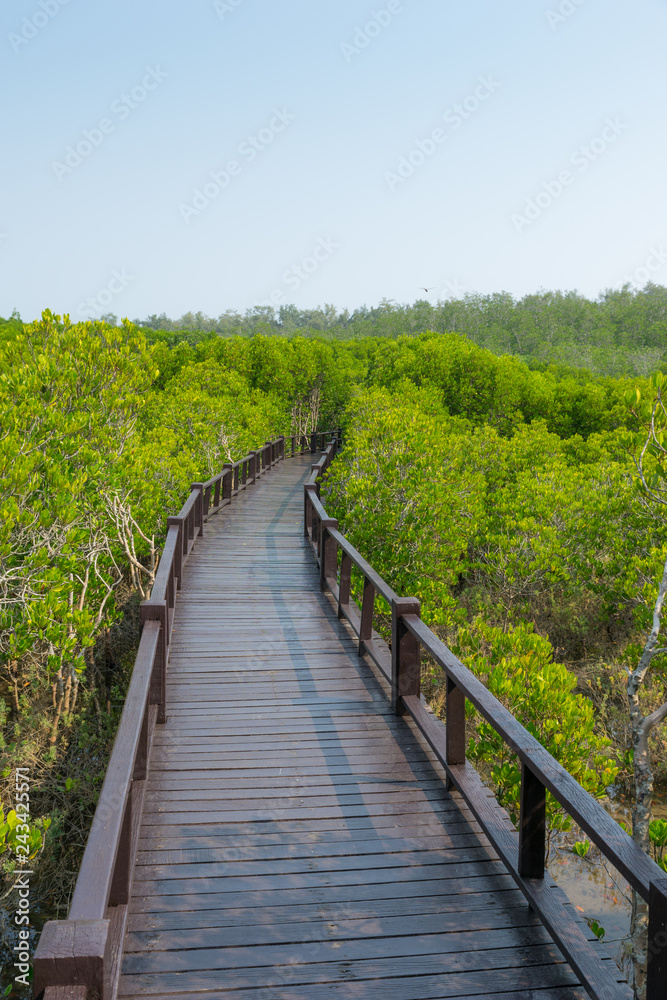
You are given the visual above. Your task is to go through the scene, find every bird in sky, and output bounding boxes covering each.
[419,287,433,293]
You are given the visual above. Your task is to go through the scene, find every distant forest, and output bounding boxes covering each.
[110,283,667,378]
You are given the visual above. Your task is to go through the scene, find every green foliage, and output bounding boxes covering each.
[0,807,50,870]
[649,818,667,871]
[365,332,633,438]
[323,385,483,627]
[587,919,606,941]
[322,375,660,831]
[456,619,618,829]
[0,310,158,702]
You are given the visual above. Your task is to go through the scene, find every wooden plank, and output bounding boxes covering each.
[120,922,564,975]
[135,815,481,846]
[143,762,447,783]
[142,778,452,798]
[136,804,492,829]
[131,858,507,898]
[133,810,482,842]
[123,905,547,953]
[149,733,443,752]
[118,973,584,1000]
[135,833,492,866]
[126,885,525,931]
[132,846,499,882]
[129,874,517,915]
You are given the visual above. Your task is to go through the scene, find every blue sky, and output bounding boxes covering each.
[2,0,666,322]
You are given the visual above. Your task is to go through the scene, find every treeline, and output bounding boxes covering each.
[117,283,667,378]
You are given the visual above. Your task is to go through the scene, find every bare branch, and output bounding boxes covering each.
[638,699,667,738]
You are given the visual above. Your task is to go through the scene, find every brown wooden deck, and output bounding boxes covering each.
[114,454,604,1000]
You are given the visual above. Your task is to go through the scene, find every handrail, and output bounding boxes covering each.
[33,430,327,1000]
[305,439,667,1000]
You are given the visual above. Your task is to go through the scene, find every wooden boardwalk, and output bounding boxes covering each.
[117,454,595,1000]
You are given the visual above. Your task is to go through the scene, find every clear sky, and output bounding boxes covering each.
[2,0,666,322]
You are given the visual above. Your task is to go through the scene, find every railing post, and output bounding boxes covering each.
[647,879,667,1000]
[319,518,338,591]
[304,483,317,537]
[291,435,296,457]
[34,920,111,1000]
[391,598,421,714]
[518,763,546,879]
[310,431,317,454]
[108,787,133,906]
[190,483,204,538]
[311,463,321,498]
[233,464,240,493]
[140,601,168,724]
[134,702,150,781]
[359,576,375,656]
[166,517,183,588]
[212,475,221,510]
[446,675,466,787]
[222,463,233,499]
[338,551,352,619]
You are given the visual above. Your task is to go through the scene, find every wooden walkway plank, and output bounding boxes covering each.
[117,455,594,1000]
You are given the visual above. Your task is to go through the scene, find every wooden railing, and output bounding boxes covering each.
[32,432,316,1000]
[305,437,667,1000]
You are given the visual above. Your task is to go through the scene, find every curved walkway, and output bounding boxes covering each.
[117,454,595,1000]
